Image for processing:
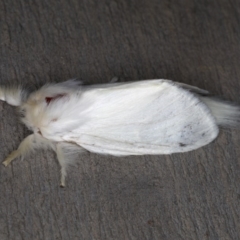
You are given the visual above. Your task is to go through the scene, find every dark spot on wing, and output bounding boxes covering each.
[179,143,187,147]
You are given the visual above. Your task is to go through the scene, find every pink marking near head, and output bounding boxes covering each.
[45,94,66,105]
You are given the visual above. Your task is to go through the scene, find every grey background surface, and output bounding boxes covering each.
[0,0,240,239]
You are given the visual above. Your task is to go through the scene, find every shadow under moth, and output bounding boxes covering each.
[1,79,239,187]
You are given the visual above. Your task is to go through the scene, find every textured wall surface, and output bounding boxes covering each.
[0,0,240,239]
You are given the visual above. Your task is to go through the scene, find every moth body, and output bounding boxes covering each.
[1,79,239,186]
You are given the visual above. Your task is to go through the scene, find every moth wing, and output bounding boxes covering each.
[84,79,209,95]
[58,80,218,156]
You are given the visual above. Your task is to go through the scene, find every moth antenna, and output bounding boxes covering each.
[0,86,27,106]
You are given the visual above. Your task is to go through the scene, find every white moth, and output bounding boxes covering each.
[1,79,239,186]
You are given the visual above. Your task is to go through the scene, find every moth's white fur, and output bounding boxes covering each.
[1,79,240,186]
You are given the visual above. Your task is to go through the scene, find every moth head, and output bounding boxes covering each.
[19,88,67,134]
[19,91,48,133]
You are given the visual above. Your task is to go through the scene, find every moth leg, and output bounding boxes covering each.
[55,144,67,187]
[2,134,34,166]
[2,150,21,167]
